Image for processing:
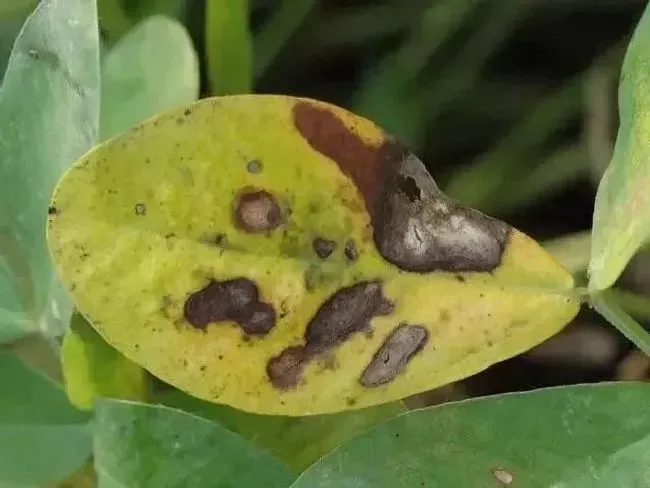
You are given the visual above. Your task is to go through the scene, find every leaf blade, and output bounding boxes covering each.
[47,94,579,416]
[93,399,295,488]
[100,14,199,140]
[0,0,100,341]
[589,4,650,291]
[0,350,91,487]
[292,383,650,487]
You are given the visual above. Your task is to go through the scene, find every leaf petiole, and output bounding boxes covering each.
[591,289,650,357]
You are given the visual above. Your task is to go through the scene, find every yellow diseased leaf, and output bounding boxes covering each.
[61,311,150,410]
[47,95,579,416]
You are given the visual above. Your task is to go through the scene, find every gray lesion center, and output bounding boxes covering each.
[374,151,510,273]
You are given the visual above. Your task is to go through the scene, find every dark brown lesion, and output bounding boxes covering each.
[344,239,358,262]
[360,323,428,387]
[266,281,394,390]
[184,278,276,335]
[312,237,336,259]
[292,101,511,273]
[266,346,307,390]
[232,188,284,233]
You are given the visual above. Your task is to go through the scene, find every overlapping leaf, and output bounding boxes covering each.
[292,383,650,488]
[0,0,99,341]
[100,14,199,140]
[61,311,151,410]
[0,351,91,487]
[589,3,650,291]
[93,399,294,488]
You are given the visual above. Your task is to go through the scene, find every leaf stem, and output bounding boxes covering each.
[591,289,650,357]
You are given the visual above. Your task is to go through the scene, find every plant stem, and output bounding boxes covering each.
[591,289,650,357]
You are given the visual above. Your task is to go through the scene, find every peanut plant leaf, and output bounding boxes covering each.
[291,383,650,488]
[47,95,580,416]
[100,14,199,141]
[589,4,650,291]
[0,0,99,341]
[158,389,406,472]
[0,350,91,487]
[61,311,151,411]
[93,399,295,488]
[205,0,252,95]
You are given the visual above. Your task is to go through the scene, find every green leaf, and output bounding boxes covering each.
[93,399,295,488]
[589,4,650,291]
[292,383,650,487]
[0,0,100,342]
[100,14,199,140]
[0,350,91,487]
[205,0,252,95]
[61,311,151,410]
[159,389,406,472]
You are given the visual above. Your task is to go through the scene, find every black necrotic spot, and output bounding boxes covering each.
[134,202,146,216]
[183,278,276,335]
[361,323,428,387]
[344,239,358,262]
[397,175,421,202]
[312,237,336,259]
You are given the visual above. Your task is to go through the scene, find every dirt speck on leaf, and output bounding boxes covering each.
[491,468,514,485]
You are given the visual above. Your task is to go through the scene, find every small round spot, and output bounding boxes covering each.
[134,203,147,216]
[48,206,59,216]
[184,108,192,116]
[312,237,336,259]
[247,159,263,174]
[233,189,283,233]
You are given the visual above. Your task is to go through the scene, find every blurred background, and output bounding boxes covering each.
[3,0,650,405]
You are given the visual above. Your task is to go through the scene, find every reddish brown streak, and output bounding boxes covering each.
[292,101,405,223]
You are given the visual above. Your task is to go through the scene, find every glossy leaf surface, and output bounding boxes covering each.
[293,383,650,488]
[93,399,294,488]
[0,0,99,341]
